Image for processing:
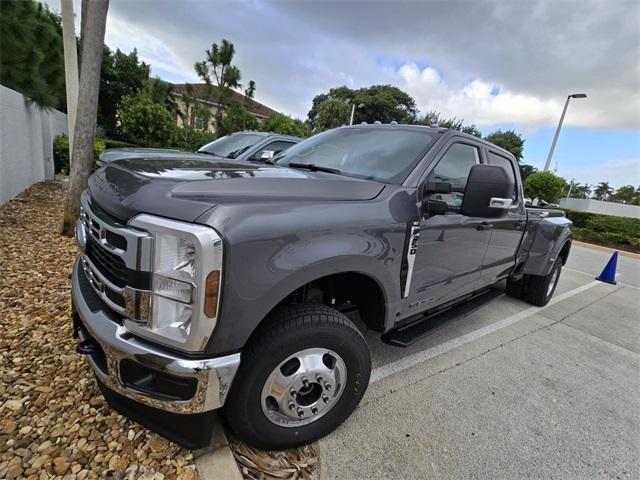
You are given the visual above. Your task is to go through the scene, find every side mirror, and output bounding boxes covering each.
[259,150,275,161]
[460,164,515,217]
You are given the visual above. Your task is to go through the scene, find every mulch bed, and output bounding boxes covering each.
[0,183,198,480]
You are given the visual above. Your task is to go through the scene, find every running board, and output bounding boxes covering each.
[382,289,504,347]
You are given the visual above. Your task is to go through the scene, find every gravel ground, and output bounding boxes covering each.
[0,183,199,480]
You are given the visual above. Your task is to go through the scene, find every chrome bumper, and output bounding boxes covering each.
[71,258,240,414]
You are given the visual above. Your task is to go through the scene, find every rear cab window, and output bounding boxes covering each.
[487,151,518,200]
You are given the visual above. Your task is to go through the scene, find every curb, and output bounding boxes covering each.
[193,416,243,480]
[573,240,640,259]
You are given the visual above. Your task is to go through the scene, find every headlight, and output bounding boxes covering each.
[127,214,223,352]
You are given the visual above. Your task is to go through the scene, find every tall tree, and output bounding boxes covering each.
[484,130,524,162]
[569,183,591,199]
[62,0,109,236]
[593,182,613,201]
[414,111,481,137]
[0,0,66,109]
[194,39,254,132]
[518,164,537,183]
[308,85,418,129]
[315,97,352,131]
[244,80,256,103]
[611,185,636,203]
[98,46,150,136]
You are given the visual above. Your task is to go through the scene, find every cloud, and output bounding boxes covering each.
[44,0,640,129]
[558,157,640,189]
[396,63,560,127]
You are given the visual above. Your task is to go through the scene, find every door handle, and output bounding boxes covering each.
[477,222,494,231]
[515,220,526,230]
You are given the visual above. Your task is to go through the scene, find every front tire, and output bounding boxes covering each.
[224,304,371,450]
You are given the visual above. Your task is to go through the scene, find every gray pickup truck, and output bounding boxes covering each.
[71,124,571,450]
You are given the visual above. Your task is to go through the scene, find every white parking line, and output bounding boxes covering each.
[370,280,602,384]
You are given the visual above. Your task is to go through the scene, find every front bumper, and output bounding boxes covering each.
[71,258,240,415]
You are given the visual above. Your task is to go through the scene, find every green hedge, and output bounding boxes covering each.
[53,135,106,174]
[563,209,640,251]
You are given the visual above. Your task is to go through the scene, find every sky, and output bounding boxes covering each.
[45,0,640,190]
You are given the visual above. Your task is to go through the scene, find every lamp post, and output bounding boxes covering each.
[543,93,587,172]
[349,102,365,125]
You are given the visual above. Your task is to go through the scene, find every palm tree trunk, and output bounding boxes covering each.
[61,0,109,236]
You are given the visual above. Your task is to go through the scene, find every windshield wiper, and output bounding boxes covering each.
[199,150,220,157]
[287,162,341,174]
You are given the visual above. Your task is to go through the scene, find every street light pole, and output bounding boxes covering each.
[349,103,365,125]
[543,93,587,172]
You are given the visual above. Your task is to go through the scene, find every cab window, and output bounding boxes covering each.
[427,143,479,209]
[487,152,517,200]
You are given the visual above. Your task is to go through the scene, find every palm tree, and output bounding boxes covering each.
[593,182,613,201]
[572,183,591,199]
[195,39,242,132]
[62,0,109,236]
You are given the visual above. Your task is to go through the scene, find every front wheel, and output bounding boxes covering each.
[224,304,371,450]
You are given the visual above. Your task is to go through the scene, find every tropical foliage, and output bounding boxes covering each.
[263,113,310,137]
[0,0,65,109]
[308,85,418,130]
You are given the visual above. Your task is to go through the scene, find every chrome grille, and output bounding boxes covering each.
[86,236,126,288]
[78,192,152,321]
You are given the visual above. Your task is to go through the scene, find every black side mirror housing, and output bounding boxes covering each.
[424,199,448,216]
[460,164,515,218]
[425,181,451,194]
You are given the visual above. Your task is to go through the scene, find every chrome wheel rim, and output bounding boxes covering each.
[261,348,347,427]
[547,267,560,298]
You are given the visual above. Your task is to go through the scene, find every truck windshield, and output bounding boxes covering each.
[198,133,264,159]
[274,127,439,183]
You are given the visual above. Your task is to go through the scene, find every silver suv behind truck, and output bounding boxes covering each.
[96,130,301,166]
[71,125,571,450]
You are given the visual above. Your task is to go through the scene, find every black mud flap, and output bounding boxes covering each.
[382,289,504,347]
[96,378,217,450]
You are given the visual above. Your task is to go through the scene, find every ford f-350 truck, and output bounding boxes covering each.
[71,125,572,450]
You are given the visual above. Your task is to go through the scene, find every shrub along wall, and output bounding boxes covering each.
[53,135,106,174]
[563,209,640,252]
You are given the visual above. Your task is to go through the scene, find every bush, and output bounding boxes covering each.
[171,127,214,152]
[53,134,107,174]
[118,94,175,147]
[523,171,565,203]
[563,209,640,252]
[263,113,309,137]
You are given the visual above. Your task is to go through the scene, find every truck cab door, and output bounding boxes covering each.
[476,150,527,288]
[401,141,492,318]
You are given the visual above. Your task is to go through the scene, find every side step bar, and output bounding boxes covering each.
[382,289,504,347]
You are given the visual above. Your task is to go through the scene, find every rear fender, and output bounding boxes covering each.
[520,217,572,277]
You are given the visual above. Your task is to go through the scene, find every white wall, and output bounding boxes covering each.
[0,85,68,205]
[560,197,640,219]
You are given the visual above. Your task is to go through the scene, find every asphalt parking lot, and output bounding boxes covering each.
[318,245,640,479]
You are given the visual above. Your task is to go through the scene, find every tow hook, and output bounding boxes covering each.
[76,338,99,355]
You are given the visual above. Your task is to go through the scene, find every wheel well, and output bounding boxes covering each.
[559,240,572,265]
[268,272,386,333]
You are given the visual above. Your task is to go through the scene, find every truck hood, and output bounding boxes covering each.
[88,157,385,222]
[98,148,216,165]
